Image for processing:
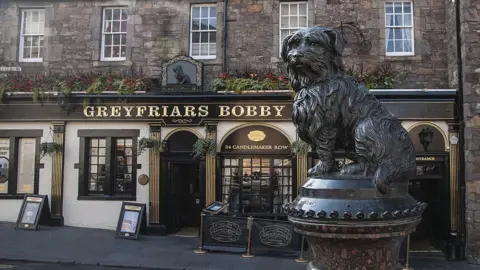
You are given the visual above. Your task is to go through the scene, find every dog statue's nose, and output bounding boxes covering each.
[292,52,304,59]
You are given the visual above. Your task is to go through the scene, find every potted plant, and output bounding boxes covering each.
[137,137,164,156]
[291,139,310,155]
[40,142,63,157]
[192,138,217,159]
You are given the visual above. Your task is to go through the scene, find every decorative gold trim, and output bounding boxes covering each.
[205,124,217,206]
[50,123,65,216]
[218,122,293,150]
[163,127,203,140]
[149,126,161,224]
[296,152,308,194]
[449,131,460,233]
[405,121,450,152]
[247,130,266,142]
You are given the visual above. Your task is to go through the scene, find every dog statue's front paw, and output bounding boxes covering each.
[307,161,332,177]
[339,163,365,175]
[374,179,391,195]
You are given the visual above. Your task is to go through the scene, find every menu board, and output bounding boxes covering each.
[0,138,10,193]
[16,138,36,194]
[15,195,51,230]
[115,202,146,240]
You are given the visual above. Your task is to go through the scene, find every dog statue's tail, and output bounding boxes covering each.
[373,158,415,195]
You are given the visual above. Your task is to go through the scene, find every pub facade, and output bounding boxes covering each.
[0,0,472,263]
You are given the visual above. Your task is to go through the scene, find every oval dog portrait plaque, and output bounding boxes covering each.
[209,221,242,243]
[259,225,292,247]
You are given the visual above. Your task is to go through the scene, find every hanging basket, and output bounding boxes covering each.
[291,139,310,155]
[137,137,164,156]
[40,142,63,157]
[192,138,217,159]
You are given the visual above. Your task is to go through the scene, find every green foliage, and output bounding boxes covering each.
[192,138,217,159]
[40,142,63,157]
[345,63,398,89]
[137,137,163,156]
[291,139,310,155]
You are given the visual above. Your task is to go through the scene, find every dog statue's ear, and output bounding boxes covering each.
[281,34,293,62]
[324,29,344,56]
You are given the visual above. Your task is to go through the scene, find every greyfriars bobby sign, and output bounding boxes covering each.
[162,55,203,92]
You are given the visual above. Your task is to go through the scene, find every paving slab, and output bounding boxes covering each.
[0,222,477,270]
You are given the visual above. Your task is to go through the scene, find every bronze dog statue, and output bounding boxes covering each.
[281,26,415,194]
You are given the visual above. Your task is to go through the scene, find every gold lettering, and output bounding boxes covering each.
[259,106,271,117]
[184,106,196,117]
[96,106,108,117]
[110,106,121,117]
[148,106,161,117]
[416,157,436,161]
[273,106,285,117]
[83,106,95,117]
[124,106,135,117]
[198,105,209,117]
[232,106,245,117]
[162,106,169,116]
[219,106,230,117]
[170,106,182,117]
[136,106,147,117]
[246,106,258,117]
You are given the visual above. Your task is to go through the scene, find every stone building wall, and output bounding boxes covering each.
[461,0,480,264]
[0,0,449,89]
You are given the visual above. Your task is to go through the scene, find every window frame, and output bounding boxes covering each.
[77,129,140,201]
[384,1,415,56]
[219,155,296,216]
[279,1,309,58]
[189,3,218,60]
[0,130,43,200]
[100,6,128,62]
[19,9,45,63]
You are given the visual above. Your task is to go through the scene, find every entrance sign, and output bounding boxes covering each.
[15,194,52,230]
[221,125,291,154]
[115,202,146,240]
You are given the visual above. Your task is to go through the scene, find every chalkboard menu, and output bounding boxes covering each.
[202,215,249,250]
[115,202,146,240]
[251,218,301,252]
[15,194,51,230]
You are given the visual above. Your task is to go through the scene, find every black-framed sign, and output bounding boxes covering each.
[15,194,51,230]
[203,201,229,215]
[115,202,147,240]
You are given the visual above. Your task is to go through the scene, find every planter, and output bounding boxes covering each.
[217,89,293,94]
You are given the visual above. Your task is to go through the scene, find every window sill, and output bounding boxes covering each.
[0,194,26,200]
[77,195,136,201]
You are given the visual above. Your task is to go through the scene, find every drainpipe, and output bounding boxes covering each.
[454,0,466,260]
[223,0,228,73]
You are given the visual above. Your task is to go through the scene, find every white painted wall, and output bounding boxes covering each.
[62,122,150,231]
[0,122,53,223]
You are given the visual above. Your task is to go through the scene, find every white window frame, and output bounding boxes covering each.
[101,7,128,61]
[279,2,308,57]
[19,9,45,63]
[190,4,217,60]
[384,1,414,56]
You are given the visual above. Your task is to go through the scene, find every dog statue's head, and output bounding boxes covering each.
[281,26,345,91]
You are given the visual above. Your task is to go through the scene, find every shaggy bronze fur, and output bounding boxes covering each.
[281,26,415,194]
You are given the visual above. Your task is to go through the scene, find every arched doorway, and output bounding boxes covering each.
[160,130,205,235]
[406,123,450,254]
[218,124,295,218]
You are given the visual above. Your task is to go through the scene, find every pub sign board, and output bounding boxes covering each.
[162,55,203,92]
[15,194,52,230]
[115,202,147,240]
[221,125,291,155]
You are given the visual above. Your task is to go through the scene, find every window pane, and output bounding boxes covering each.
[200,32,208,43]
[121,21,127,32]
[280,16,289,28]
[105,9,113,20]
[404,2,412,13]
[113,46,120,57]
[201,19,208,30]
[201,6,209,17]
[113,9,121,20]
[192,32,200,43]
[385,2,393,13]
[121,9,128,20]
[192,7,200,18]
[387,40,394,52]
[394,29,403,39]
[290,4,298,15]
[209,44,216,55]
[290,17,298,28]
[394,14,402,26]
[114,138,134,193]
[209,17,217,30]
[209,32,216,43]
[395,40,404,52]
[299,3,307,15]
[200,44,208,55]
[31,46,39,58]
[394,2,402,13]
[299,16,307,27]
[210,7,217,17]
[404,14,412,26]
[121,34,126,45]
[191,44,200,55]
[16,138,36,194]
[113,34,121,46]
[112,21,120,32]
[192,19,200,30]
[121,45,126,57]
[0,139,10,194]
[404,40,413,52]
[88,138,106,193]
[104,45,112,58]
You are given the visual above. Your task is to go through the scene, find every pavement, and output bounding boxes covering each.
[0,222,478,270]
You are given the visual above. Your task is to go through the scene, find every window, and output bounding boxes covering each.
[280,2,308,56]
[190,5,217,59]
[221,157,293,215]
[101,7,128,61]
[77,130,139,200]
[0,130,42,199]
[19,9,45,62]
[385,1,414,56]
